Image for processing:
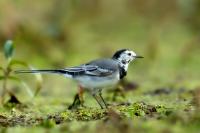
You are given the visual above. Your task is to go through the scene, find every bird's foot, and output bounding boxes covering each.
[68,94,85,110]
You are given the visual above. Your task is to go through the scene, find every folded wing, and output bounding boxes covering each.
[64,65,113,77]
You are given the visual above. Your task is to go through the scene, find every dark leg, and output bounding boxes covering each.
[99,92,108,108]
[68,94,81,109]
[68,85,85,109]
[92,94,104,109]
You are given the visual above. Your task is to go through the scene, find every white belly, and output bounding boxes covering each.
[75,73,120,89]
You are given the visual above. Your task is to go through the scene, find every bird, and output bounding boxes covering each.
[15,49,143,109]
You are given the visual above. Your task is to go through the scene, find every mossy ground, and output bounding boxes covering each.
[0,84,199,133]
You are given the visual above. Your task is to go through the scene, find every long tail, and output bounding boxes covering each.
[15,69,73,78]
[15,69,66,74]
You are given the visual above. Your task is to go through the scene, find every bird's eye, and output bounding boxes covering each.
[128,53,131,56]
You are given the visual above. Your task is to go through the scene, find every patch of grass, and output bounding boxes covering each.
[0,102,172,127]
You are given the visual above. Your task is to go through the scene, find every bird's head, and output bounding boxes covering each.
[112,49,143,71]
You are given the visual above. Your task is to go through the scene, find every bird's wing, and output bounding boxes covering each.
[85,67,113,76]
[15,59,117,77]
[63,64,114,77]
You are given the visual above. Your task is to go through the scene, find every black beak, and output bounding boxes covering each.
[135,55,144,58]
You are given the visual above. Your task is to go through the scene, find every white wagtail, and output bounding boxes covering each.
[16,49,143,109]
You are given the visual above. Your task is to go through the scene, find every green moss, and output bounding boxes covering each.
[60,111,71,120]
[73,108,106,121]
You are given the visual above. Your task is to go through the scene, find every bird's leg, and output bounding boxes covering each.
[92,93,104,109]
[68,85,84,109]
[78,85,84,106]
[68,94,80,109]
[92,89,107,109]
[99,91,108,108]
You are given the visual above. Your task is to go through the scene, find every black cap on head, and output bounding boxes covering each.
[112,49,128,59]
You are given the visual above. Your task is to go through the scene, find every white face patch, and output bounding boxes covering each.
[117,50,137,71]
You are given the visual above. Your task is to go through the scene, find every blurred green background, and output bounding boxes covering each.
[0,0,200,132]
[1,0,200,83]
